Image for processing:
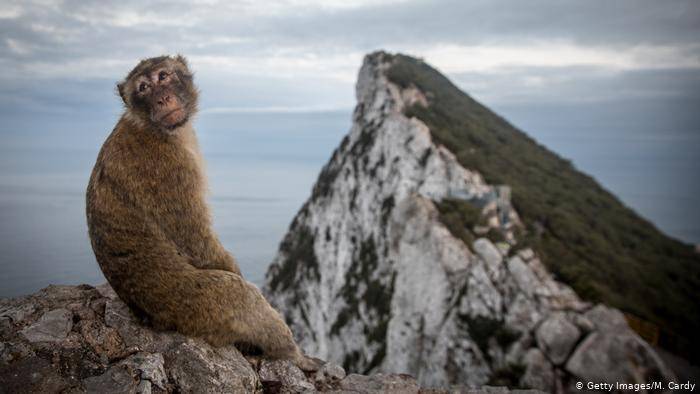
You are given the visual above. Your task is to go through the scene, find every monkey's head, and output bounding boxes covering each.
[117,55,198,133]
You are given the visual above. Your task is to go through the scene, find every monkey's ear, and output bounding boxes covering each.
[116,82,128,106]
[175,54,189,68]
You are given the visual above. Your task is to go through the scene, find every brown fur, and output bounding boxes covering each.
[86,55,317,370]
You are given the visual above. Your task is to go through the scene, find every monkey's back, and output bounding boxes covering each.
[86,118,217,323]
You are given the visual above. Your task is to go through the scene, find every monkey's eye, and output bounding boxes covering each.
[158,71,168,81]
[138,82,148,92]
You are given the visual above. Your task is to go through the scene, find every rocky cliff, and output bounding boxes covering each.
[0,284,545,393]
[263,52,676,391]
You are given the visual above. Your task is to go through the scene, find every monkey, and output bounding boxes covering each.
[86,55,318,371]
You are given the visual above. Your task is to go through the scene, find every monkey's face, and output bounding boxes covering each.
[118,55,199,133]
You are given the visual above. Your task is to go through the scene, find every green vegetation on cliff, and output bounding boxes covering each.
[386,54,700,358]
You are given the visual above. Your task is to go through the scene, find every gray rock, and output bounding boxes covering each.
[505,293,541,332]
[570,314,595,333]
[96,282,119,300]
[83,364,139,394]
[468,387,509,394]
[535,313,580,365]
[83,353,168,394]
[121,352,167,390]
[20,308,72,343]
[104,298,175,352]
[565,331,675,385]
[136,380,152,394]
[38,284,97,305]
[583,304,628,331]
[520,348,554,392]
[0,356,70,393]
[258,359,315,392]
[473,238,502,269]
[0,341,33,364]
[506,257,540,298]
[339,373,420,393]
[78,319,127,360]
[0,303,36,323]
[166,338,260,393]
[314,361,346,388]
[0,316,12,338]
[516,249,534,262]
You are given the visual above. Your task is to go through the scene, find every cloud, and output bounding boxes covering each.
[417,43,700,73]
[0,0,698,113]
[450,66,700,105]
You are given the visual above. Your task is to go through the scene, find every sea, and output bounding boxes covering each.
[1,102,698,298]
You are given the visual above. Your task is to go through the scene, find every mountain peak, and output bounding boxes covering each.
[264,51,686,390]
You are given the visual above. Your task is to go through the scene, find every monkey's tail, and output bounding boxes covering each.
[145,268,304,362]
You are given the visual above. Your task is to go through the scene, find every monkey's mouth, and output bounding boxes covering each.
[158,108,187,128]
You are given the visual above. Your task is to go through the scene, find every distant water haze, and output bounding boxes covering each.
[0,101,698,298]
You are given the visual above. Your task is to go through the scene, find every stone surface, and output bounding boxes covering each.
[82,364,140,394]
[121,352,167,390]
[314,361,347,390]
[565,331,675,386]
[0,356,71,394]
[258,359,315,392]
[516,248,535,262]
[0,285,260,393]
[520,348,554,392]
[20,308,72,343]
[582,304,628,331]
[535,313,580,365]
[339,373,420,393]
[166,338,259,393]
[473,238,502,269]
[0,283,533,393]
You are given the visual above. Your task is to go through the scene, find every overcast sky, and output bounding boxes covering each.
[1,0,699,116]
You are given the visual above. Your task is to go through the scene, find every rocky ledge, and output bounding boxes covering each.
[0,284,544,393]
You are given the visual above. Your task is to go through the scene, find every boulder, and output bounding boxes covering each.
[565,331,675,385]
[583,304,628,331]
[520,348,554,392]
[535,313,580,365]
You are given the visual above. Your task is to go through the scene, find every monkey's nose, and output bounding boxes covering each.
[157,95,173,106]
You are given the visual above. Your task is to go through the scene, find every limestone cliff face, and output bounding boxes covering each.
[263,52,674,391]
